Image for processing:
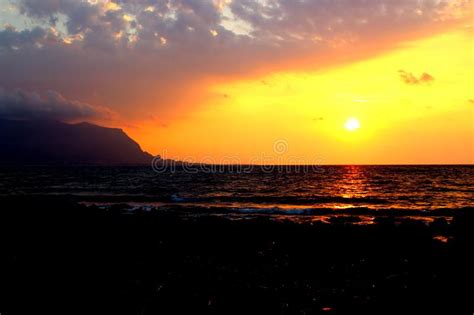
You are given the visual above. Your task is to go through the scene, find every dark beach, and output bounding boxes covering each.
[0,196,473,315]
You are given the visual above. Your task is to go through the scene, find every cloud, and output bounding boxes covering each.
[0,0,470,120]
[399,70,435,85]
[0,86,113,121]
[0,25,57,51]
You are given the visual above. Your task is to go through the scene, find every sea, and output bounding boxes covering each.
[1,165,472,223]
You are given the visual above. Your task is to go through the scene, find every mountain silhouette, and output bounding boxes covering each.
[0,119,154,165]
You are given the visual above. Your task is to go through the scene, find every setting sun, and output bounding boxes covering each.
[345,118,361,132]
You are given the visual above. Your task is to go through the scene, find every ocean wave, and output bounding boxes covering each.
[166,195,389,205]
[46,193,390,206]
[220,206,472,217]
[85,201,473,218]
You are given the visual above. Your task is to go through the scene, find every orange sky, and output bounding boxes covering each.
[1,0,473,164]
[128,26,473,164]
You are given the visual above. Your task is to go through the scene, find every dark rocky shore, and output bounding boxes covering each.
[0,197,472,315]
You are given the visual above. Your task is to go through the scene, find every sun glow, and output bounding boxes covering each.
[129,30,473,164]
[345,118,360,132]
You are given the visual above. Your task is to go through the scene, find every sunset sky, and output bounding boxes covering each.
[0,0,473,164]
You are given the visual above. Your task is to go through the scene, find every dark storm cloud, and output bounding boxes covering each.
[399,70,435,85]
[0,87,113,121]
